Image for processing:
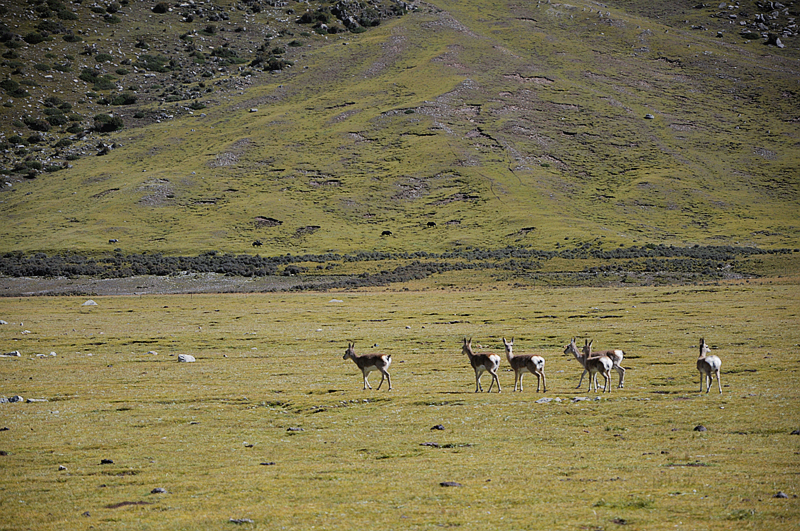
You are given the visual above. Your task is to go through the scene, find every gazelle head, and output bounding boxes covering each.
[502,337,514,354]
[581,339,594,356]
[344,342,356,360]
[564,337,581,358]
[462,337,473,356]
[699,338,710,358]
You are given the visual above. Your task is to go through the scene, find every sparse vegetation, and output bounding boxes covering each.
[0,285,797,530]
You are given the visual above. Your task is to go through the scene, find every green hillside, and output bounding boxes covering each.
[1,0,798,257]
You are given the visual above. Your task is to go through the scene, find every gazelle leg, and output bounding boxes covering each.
[518,373,523,392]
[577,369,587,389]
[376,369,391,391]
[716,370,721,394]
[495,371,502,392]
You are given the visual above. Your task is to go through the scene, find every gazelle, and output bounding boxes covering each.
[502,338,546,392]
[697,338,722,394]
[343,342,392,391]
[564,337,613,393]
[581,339,626,389]
[461,338,502,393]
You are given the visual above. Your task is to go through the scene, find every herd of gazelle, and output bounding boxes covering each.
[343,337,722,394]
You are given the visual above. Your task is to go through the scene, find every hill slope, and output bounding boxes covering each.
[1,0,798,256]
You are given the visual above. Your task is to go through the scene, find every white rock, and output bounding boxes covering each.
[82,300,98,306]
[178,354,196,363]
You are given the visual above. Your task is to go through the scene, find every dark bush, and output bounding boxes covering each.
[135,54,171,72]
[23,116,51,132]
[23,32,46,45]
[46,114,69,126]
[152,2,169,14]
[63,34,82,42]
[110,92,137,105]
[95,53,113,62]
[44,96,64,108]
[0,78,29,98]
[93,113,123,132]
[58,10,79,20]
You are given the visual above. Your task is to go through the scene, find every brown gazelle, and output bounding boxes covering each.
[581,339,626,389]
[564,337,613,393]
[697,338,722,394]
[343,342,392,391]
[461,338,502,393]
[502,338,546,392]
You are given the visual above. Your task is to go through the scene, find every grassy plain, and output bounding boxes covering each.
[1,281,799,530]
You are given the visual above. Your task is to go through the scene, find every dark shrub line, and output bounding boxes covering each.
[0,246,791,282]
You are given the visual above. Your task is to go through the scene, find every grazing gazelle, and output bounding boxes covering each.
[343,342,392,391]
[581,339,626,389]
[461,338,502,393]
[502,338,546,392]
[564,337,613,393]
[697,338,722,394]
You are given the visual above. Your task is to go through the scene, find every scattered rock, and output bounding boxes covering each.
[100,458,114,464]
[151,487,167,494]
[0,320,7,325]
[791,429,800,435]
[8,396,23,403]
[693,425,707,432]
[59,465,67,471]
[535,397,554,404]
[0,451,9,456]
[440,481,463,487]
[81,300,98,306]
[260,462,276,466]
[178,354,196,363]
[421,442,440,447]
[572,397,591,402]
[148,351,158,356]
[26,398,48,403]
[765,33,785,48]
[431,424,445,431]
[774,491,789,499]
[82,511,90,517]
[230,518,254,524]
[286,427,304,432]
[1,351,21,357]
[644,113,655,119]
[0,427,8,431]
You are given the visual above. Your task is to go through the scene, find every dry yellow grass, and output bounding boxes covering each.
[1,280,798,530]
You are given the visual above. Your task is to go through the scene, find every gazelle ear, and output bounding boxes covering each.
[589,339,593,348]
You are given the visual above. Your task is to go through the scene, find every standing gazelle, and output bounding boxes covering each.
[343,342,392,391]
[581,339,626,389]
[697,338,722,394]
[564,338,613,393]
[461,338,502,393]
[502,338,546,392]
